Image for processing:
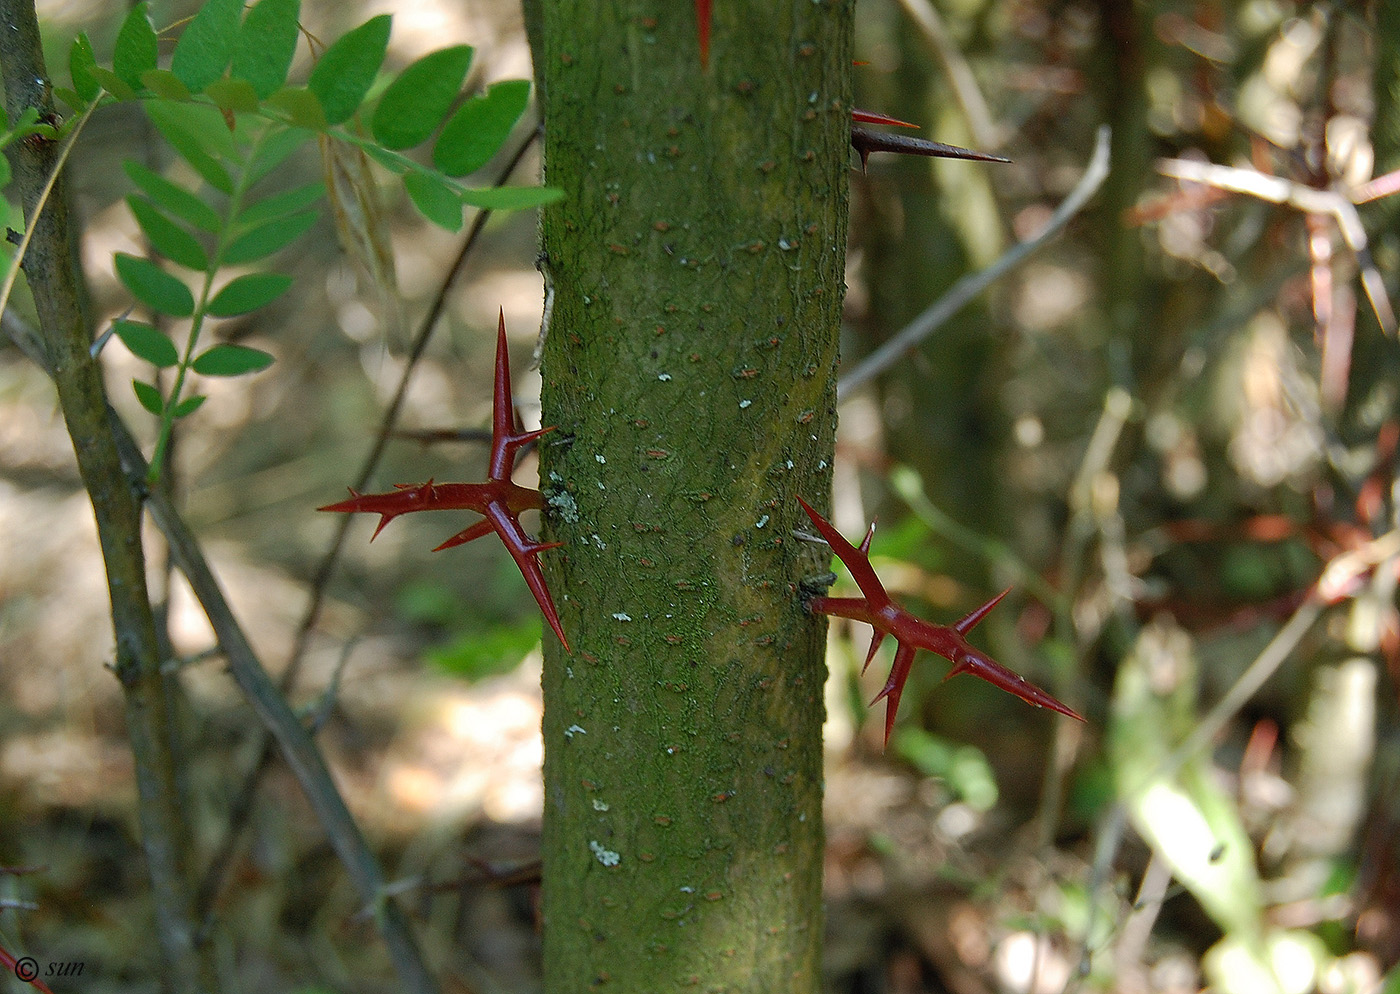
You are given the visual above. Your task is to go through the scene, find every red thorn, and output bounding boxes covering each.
[800,496,1081,748]
[862,630,887,674]
[695,0,711,69]
[321,311,571,652]
[954,588,1010,634]
[852,108,919,129]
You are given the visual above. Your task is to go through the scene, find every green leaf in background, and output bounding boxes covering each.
[307,14,392,126]
[132,379,165,415]
[207,272,293,316]
[124,162,222,234]
[144,104,234,194]
[192,343,274,376]
[233,0,300,99]
[70,33,99,102]
[172,393,207,418]
[433,79,530,177]
[224,209,318,264]
[113,3,157,92]
[403,171,462,232]
[247,126,313,185]
[458,185,563,210]
[893,727,999,811]
[127,196,209,271]
[370,45,473,150]
[171,0,243,93]
[424,621,541,682]
[264,88,327,131]
[115,253,195,317]
[139,69,192,102]
[113,320,178,367]
[205,78,261,114]
[237,180,324,227]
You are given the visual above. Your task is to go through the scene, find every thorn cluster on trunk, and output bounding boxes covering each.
[320,310,569,651]
[797,498,1083,745]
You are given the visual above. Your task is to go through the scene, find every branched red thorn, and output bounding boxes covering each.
[320,310,569,651]
[797,498,1082,745]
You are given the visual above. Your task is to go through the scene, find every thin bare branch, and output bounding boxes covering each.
[108,413,440,994]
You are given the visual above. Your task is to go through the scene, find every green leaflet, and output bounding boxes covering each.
[171,0,243,93]
[370,45,473,151]
[247,126,313,185]
[114,320,178,368]
[237,181,325,227]
[459,185,563,210]
[192,343,274,376]
[69,33,99,102]
[144,101,235,193]
[224,209,318,264]
[113,3,157,92]
[87,66,138,103]
[403,171,462,232]
[140,70,192,102]
[433,79,530,177]
[205,78,261,114]
[145,100,240,163]
[232,0,301,99]
[172,394,207,419]
[123,162,222,234]
[127,196,209,271]
[208,272,293,316]
[132,379,165,415]
[307,15,392,126]
[264,88,326,131]
[115,253,195,317]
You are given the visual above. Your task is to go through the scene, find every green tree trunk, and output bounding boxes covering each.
[531,2,852,989]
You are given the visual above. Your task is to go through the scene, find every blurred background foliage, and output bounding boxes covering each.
[0,0,1398,991]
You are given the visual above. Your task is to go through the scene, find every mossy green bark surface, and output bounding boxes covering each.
[535,3,851,990]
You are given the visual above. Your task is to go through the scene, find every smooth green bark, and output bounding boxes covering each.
[534,2,851,990]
